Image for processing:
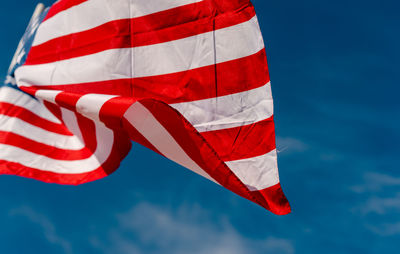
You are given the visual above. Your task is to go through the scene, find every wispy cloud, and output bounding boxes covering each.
[276,137,308,155]
[358,193,400,215]
[351,172,400,194]
[366,222,400,236]
[349,172,400,237]
[90,202,294,254]
[9,206,72,254]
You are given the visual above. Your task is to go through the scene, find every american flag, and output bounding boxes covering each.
[0,0,290,215]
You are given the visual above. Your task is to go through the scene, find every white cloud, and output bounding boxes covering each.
[276,137,308,155]
[90,202,294,254]
[366,222,400,236]
[9,206,72,254]
[358,193,400,215]
[351,172,400,193]
[349,173,400,236]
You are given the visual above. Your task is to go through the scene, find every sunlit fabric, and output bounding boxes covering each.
[0,0,290,215]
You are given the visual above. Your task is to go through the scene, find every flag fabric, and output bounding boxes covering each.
[0,0,290,215]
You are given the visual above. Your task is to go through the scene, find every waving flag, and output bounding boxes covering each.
[0,0,290,215]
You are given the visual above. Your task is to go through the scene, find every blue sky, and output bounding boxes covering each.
[0,0,399,253]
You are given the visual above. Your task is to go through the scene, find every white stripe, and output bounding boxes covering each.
[0,144,99,174]
[16,48,132,87]
[216,15,264,63]
[16,16,263,86]
[130,0,203,18]
[34,0,203,46]
[133,15,263,78]
[0,114,84,150]
[0,86,61,124]
[0,118,114,174]
[225,150,279,191]
[124,102,216,183]
[76,94,117,122]
[92,121,115,164]
[171,83,273,132]
[35,89,62,104]
[60,108,84,143]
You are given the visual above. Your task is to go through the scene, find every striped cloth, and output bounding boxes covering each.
[0,0,290,215]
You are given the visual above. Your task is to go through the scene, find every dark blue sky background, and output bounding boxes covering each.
[1,1,399,253]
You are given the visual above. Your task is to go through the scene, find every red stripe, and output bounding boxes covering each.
[43,0,87,22]
[200,116,276,162]
[130,1,254,47]
[0,102,72,136]
[26,4,256,64]
[23,49,269,105]
[43,101,63,123]
[0,131,92,160]
[99,97,136,129]
[133,49,269,103]
[54,92,82,111]
[98,97,162,154]
[212,0,253,14]
[252,183,291,215]
[75,113,97,153]
[26,79,132,97]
